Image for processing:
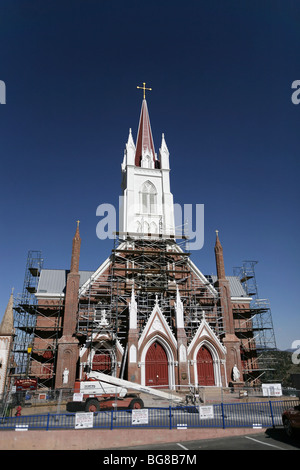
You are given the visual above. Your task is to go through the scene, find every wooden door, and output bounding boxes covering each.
[196,345,215,386]
[92,349,112,373]
[145,341,169,388]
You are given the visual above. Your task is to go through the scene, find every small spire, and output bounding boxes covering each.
[215,229,222,248]
[0,291,14,336]
[130,284,136,302]
[70,220,81,273]
[214,230,226,280]
[129,284,137,330]
[127,128,135,147]
[175,285,184,329]
[160,133,168,149]
[74,220,80,238]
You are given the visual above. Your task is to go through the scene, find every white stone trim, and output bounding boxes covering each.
[138,301,177,350]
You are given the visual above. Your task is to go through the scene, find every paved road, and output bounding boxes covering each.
[113,428,300,451]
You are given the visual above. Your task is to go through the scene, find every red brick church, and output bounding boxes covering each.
[9,91,263,393]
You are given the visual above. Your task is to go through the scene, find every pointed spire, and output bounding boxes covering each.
[135,99,156,166]
[159,132,170,170]
[70,220,81,273]
[123,128,136,169]
[127,128,135,147]
[214,230,226,280]
[175,285,184,328]
[0,290,14,336]
[129,285,137,329]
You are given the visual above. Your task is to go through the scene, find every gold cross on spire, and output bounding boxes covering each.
[137,82,152,100]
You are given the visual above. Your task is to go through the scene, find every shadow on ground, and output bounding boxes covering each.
[265,427,300,449]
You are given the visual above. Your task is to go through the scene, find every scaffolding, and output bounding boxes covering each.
[77,232,225,376]
[7,247,274,391]
[233,260,277,384]
[11,251,63,390]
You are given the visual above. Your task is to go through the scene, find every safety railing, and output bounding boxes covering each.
[0,400,298,431]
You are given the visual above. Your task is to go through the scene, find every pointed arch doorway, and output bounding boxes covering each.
[196,345,215,386]
[145,341,169,388]
[91,347,112,375]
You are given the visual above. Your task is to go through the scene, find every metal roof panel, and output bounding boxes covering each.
[37,269,94,294]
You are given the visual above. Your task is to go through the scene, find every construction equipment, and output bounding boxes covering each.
[67,371,183,412]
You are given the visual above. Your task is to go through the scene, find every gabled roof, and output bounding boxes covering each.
[79,242,218,299]
[187,317,226,356]
[138,298,177,349]
[36,255,250,302]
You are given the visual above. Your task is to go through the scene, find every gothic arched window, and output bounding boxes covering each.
[140,181,157,215]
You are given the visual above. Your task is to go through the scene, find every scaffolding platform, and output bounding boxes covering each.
[233,261,277,385]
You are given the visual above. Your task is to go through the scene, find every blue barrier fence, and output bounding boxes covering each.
[0,400,298,431]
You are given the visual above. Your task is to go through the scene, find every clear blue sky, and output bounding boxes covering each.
[0,1,299,351]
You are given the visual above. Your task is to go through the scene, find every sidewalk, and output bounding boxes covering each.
[0,426,267,451]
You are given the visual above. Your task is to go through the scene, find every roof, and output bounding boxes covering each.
[36,269,94,295]
[36,270,249,300]
[207,275,249,298]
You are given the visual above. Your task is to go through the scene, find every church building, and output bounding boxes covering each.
[7,89,264,393]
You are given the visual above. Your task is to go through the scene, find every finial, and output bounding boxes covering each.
[76,220,80,227]
[137,82,152,100]
[215,230,219,236]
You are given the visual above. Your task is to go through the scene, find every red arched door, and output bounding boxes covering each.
[92,349,112,374]
[145,341,169,388]
[197,345,215,386]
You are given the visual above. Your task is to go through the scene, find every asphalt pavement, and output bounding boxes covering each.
[112,428,300,451]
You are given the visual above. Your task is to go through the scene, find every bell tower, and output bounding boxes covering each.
[119,84,175,237]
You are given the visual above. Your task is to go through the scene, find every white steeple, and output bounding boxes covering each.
[119,97,175,238]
